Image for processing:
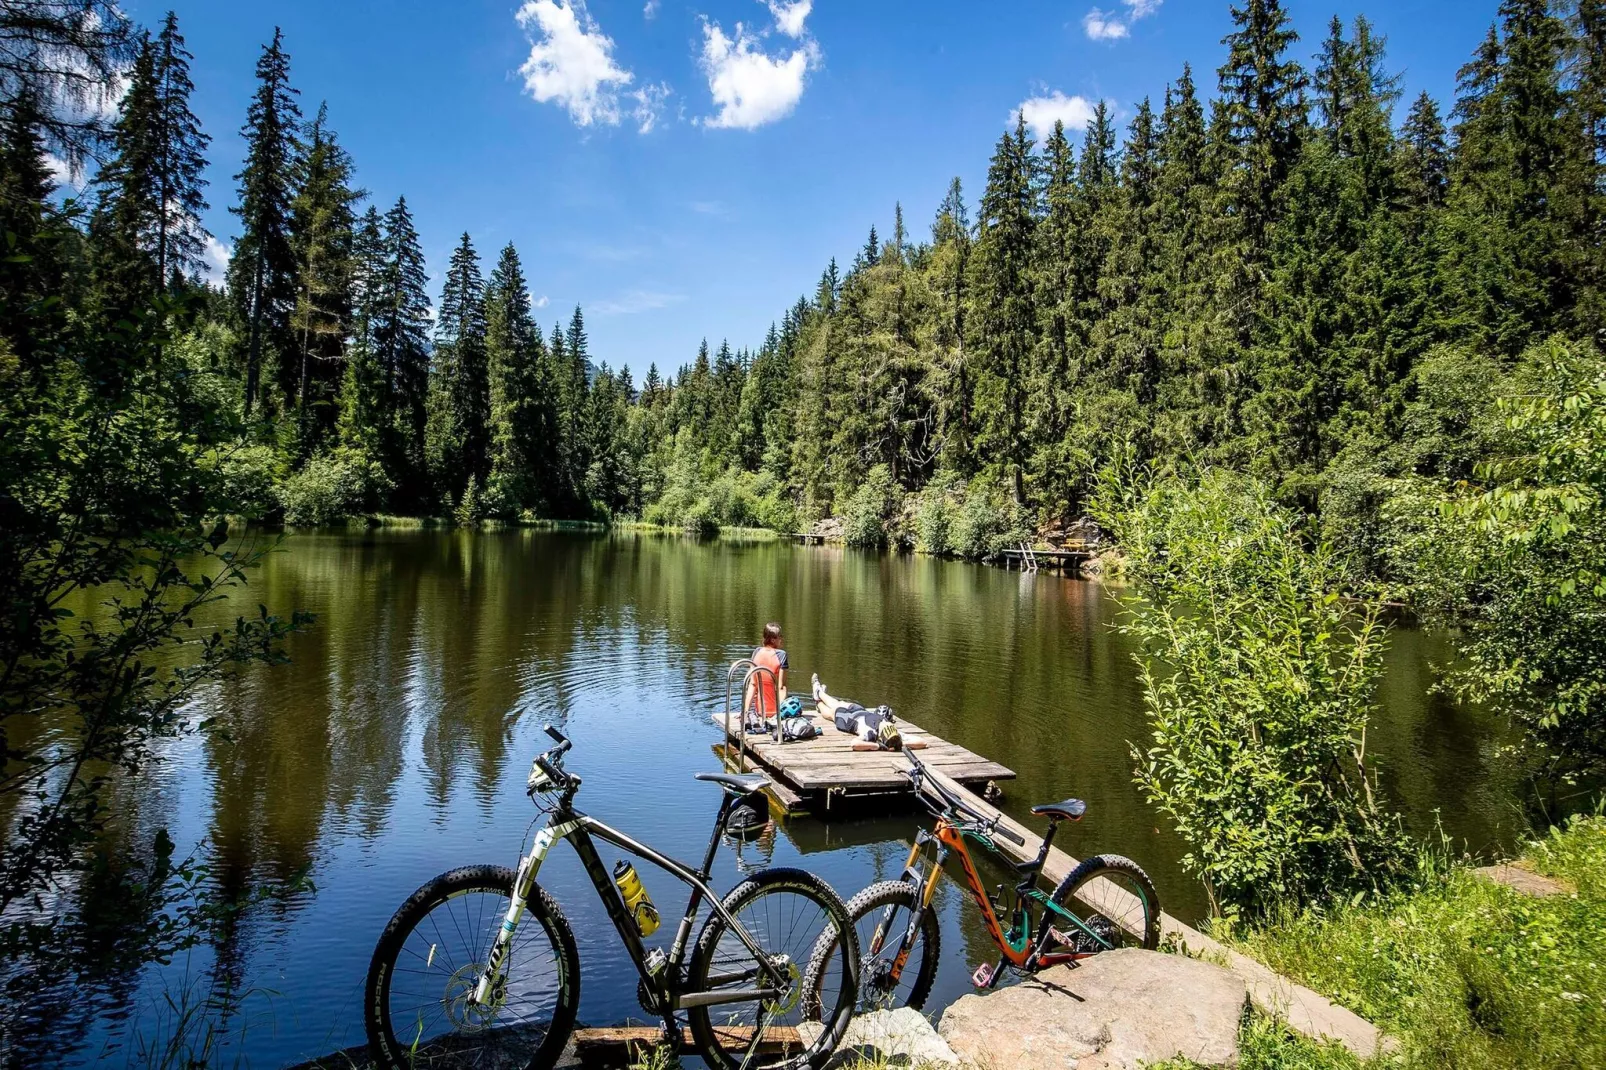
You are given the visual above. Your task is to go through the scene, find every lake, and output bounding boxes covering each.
[38,529,1522,1067]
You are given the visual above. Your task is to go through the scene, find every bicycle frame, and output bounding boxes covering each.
[475,787,788,1017]
[869,814,1116,991]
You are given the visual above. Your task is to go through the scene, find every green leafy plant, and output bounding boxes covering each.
[1092,465,1409,917]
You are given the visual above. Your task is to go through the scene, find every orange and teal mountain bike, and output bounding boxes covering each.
[811,750,1161,1011]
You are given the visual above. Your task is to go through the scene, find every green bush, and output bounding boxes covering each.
[198,442,281,520]
[841,464,903,549]
[1091,465,1408,918]
[951,479,1027,558]
[914,474,963,555]
[1389,339,1606,788]
[275,447,392,526]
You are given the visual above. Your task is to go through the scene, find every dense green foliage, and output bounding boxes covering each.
[29,1,1602,552]
[1235,816,1606,1070]
[0,4,308,1042]
[1093,467,1408,917]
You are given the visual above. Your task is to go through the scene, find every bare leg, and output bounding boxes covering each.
[812,673,847,717]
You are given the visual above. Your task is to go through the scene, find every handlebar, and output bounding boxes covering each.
[903,753,1026,847]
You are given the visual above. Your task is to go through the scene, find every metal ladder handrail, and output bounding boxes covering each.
[721,660,780,772]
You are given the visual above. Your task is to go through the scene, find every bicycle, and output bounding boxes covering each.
[363,725,861,1070]
[807,749,1160,1013]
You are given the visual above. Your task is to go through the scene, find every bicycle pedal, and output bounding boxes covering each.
[970,962,994,988]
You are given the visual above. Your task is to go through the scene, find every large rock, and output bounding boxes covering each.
[799,1007,961,1067]
[938,949,1247,1070]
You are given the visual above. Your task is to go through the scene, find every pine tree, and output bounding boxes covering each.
[149,12,209,287]
[287,102,359,449]
[431,232,489,494]
[1217,0,1307,258]
[88,32,158,319]
[0,91,64,365]
[228,28,301,417]
[970,113,1039,503]
[484,242,558,514]
[371,196,431,503]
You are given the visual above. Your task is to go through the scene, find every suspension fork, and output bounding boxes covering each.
[474,817,579,1005]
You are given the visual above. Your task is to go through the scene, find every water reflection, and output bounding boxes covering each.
[27,529,1520,1067]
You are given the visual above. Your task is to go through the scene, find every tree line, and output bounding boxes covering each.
[9,1,1602,553]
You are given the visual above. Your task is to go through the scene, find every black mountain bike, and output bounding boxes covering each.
[363,725,860,1070]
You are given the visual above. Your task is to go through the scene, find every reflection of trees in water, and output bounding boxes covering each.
[28,529,1518,1063]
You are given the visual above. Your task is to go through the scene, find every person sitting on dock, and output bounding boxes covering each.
[812,674,903,750]
[743,622,788,725]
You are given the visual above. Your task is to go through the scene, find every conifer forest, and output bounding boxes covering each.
[4,0,1606,1063]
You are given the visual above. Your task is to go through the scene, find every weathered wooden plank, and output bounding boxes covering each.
[571,1025,805,1068]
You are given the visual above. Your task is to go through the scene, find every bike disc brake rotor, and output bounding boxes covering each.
[762,956,802,1016]
[443,962,501,1033]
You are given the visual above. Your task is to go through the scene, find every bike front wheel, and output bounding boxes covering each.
[364,865,581,1070]
[1047,853,1162,953]
[804,879,941,1014]
[686,867,860,1070]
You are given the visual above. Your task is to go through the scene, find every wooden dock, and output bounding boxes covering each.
[710,710,1014,814]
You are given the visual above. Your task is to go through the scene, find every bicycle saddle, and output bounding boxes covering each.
[1031,797,1087,821]
[695,771,771,796]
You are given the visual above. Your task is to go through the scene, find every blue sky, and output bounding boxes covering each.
[118,0,1498,378]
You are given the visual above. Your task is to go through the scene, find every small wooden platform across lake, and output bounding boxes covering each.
[710,710,1014,813]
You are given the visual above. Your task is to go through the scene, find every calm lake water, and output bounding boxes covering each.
[42,529,1523,1068]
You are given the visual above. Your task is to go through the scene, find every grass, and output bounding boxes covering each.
[1217,814,1606,1070]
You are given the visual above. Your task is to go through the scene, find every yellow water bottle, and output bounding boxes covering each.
[613,860,661,937]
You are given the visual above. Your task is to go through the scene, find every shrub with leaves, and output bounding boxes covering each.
[842,464,903,549]
[274,444,391,525]
[1091,466,1408,917]
[1391,339,1606,792]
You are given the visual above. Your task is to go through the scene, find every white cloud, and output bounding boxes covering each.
[516,0,635,128]
[643,0,660,17]
[1083,0,1162,42]
[766,0,811,39]
[534,294,551,308]
[696,4,820,130]
[44,153,79,191]
[631,82,672,133]
[1015,91,1100,139]
[202,236,232,285]
[592,289,686,315]
[1083,10,1128,40]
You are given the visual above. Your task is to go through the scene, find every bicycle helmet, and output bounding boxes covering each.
[779,695,804,719]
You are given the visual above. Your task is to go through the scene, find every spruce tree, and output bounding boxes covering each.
[0,91,64,365]
[88,32,159,319]
[287,102,359,448]
[371,196,431,503]
[1217,0,1307,258]
[970,113,1039,503]
[432,232,489,494]
[484,242,557,515]
[149,12,209,287]
[929,178,972,474]
[228,28,301,417]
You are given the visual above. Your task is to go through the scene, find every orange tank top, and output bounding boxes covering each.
[751,646,787,717]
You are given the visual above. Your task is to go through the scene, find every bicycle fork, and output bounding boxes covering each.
[473,820,578,1005]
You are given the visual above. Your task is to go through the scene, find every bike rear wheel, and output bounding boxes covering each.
[1046,853,1162,953]
[364,865,580,1070]
[687,867,859,1070]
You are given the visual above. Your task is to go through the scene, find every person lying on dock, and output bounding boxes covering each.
[743,622,788,724]
[812,673,903,750]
